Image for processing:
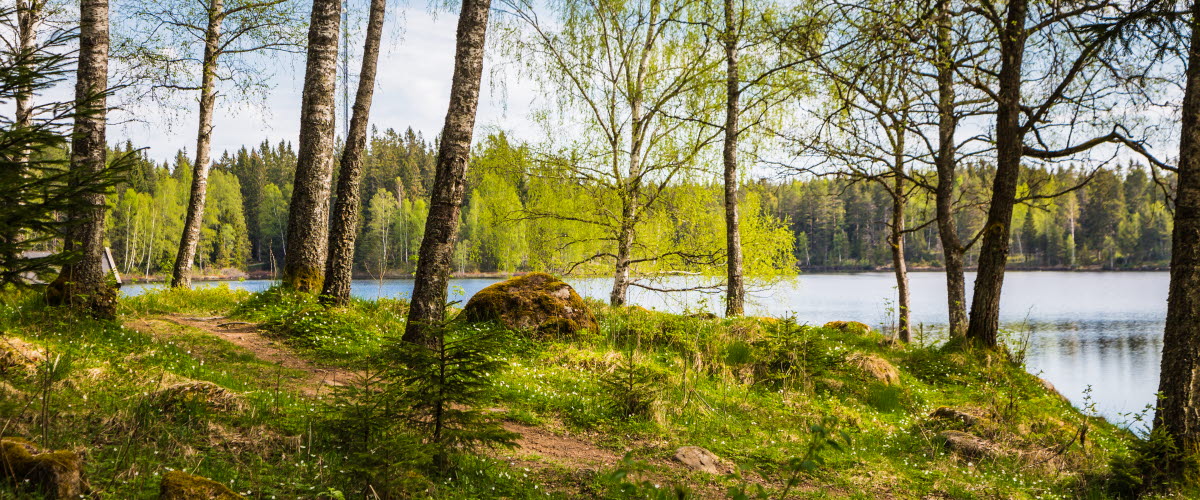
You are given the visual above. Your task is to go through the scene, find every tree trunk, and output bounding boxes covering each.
[281,0,342,292]
[402,0,491,346]
[171,0,223,288]
[609,214,635,307]
[15,0,38,159]
[933,0,967,338]
[722,0,744,317]
[966,0,1027,348]
[1153,0,1200,478]
[322,0,387,305]
[46,0,115,318]
[891,158,911,343]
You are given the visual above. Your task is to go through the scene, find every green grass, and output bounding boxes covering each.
[1,285,1183,498]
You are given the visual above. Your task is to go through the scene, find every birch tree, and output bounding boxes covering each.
[322,0,387,305]
[500,0,722,307]
[117,0,303,288]
[403,0,492,346]
[282,0,341,292]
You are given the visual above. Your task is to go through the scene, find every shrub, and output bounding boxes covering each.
[1106,426,1200,498]
[599,347,667,420]
[384,322,518,472]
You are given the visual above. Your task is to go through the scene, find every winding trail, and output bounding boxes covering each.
[123,314,656,487]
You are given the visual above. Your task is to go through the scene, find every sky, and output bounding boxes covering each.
[113,6,540,165]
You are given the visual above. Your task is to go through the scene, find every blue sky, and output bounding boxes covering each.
[113,6,538,164]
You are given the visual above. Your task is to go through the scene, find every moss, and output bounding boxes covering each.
[1,438,85,499]
[849,353,901,386]
[1,437,37,472]
[281,264,323,294]
[159,470,244,500]
[44,275,118,319]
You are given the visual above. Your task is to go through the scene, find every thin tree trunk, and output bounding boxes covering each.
[722,0,743,317]
[608,1,657,308]
[609,214,634,306]
[933,0,967,338]
[966,0,1027,348]
[891,157,911,343]
[8,0,40,251]
[46,0,114,318]
[1153,0,1200,477]
[282,0,342,292]
[402,0,491,346]
[15,0,38,159]
[171,0,223,288]
[322,0,386,305]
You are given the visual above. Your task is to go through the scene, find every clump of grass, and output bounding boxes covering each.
[232,286,405,363]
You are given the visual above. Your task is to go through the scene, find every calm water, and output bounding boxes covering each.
[123,271,1168,425]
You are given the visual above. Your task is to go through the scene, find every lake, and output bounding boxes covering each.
[122,271,1168,426]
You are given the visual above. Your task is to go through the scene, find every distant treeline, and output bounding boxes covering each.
[99,128,1172,278]
[759,164,1172,271]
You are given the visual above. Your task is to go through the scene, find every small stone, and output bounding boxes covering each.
[1038,376,1069,401]
[930,407,978,426]
[159,470,244,500]
[673,446,731,474]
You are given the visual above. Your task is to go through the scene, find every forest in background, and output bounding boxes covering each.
[88,128,1173,280]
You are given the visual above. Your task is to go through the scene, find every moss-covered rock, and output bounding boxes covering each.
[159,470,244,499]
[1,437,86,499]
[463,273,597,334]
[823,321,872,334]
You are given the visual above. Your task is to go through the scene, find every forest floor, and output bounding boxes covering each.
[132,313,713,493]
[0,284,1169,499]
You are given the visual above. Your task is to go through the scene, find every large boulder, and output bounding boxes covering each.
[1,437,86,499]
[159,470,244,500]
[463,273,597,334]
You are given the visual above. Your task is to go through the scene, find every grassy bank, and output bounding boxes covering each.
[0,285,1166,498]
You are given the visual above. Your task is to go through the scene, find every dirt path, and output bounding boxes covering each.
[125,314,742,497]
[125,315,356,396]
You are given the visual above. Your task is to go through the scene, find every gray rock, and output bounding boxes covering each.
[673,446,731,474]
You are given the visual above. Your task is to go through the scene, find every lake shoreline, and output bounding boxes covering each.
[120,266,1170,285]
